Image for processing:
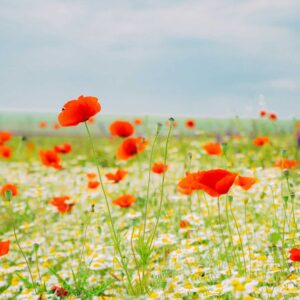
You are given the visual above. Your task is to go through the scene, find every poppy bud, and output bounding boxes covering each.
[283,169,289,177]
[228,195,233,203]
[91,204,95,213]
[156,122,162,134]
[243,198,249,204]
[290,192,295,199]
[187,152,192,161]
[169,117,175,123]
[33,243,39,252]
[281,149,287,157]
[21,136,27,142]
[283,195,289,203]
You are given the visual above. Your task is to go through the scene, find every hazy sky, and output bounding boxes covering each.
[0,0,300,118]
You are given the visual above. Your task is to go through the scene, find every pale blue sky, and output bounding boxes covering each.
[0,0,300,118]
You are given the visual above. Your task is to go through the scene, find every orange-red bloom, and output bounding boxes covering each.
[179,220,190,229]
[269,113,277,121]
[49,196,75,213]
[87,181,100,189]
[178,169,237,197]
[0,145,12,159]
[259,110,267,117]
[0,240,10,257]
[152,162,168,174]
[51,285,68,297]
[116,137,148,160]
[39,150,62,170]
[54,143,72,154]
[109,120,134,138]
[289,248,300,262]
[235,176,256,191]
[58,95,101,127]
[0,131,12,145]
[39,121,47,128]
[86,172,97,180]
[134,118,143,125]
[1,183,18,198]
[274,158,298,169]
[113,194,136,208]
[53,123,60,130]
[253,136,270,146]
[185,119,196,129]
[105,169,128,183]
[203,142,222,155]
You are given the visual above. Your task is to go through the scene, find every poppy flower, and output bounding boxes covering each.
[87,116,96,124]
[39,150,62,170]
[0,131,12,145]
[235,176,256,191]
[289,248,300,262]
[269,113,277,121]
[259,110,267,117]
[274,158,298,169]
[152,162,168,174]
[39,121,47,128]
[0,240,10,257]
[177,172,202,196]
[109,120,135,138]
[179,220,190,229]
[86,172,97,180]
[105,169,128,183]
[54,143,72,154]
[185,119,196,129]
[1,183,18,198]
[203,143,222,155]
[253,136,270,147]
[51,285,68,297]
[53,123,60,130]
[87,181,100,189]
[0,145,12,159]
[116,137,148,160]
[112,194,136,208]
[134,118,143,125]
[58,95,101,127]
[49,196,75,213]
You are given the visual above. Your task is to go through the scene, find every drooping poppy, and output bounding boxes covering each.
[49,196,75,213]
[58,95,101,127]
[105,169,128,183]
[39,121,47,128]
[259,110,267,118]
[0,240,10,257]
[0,131,12,145]
[235,176,257,191]
[185,119,196,129]
[54,143,72,154]
[134,118,143,125]
[39,150,62,170]
[112,194,136,208]
[203,142,222,155]
[116,137,148,160]
[152,162,168,174]
[274,158,298,169]
[51,285,68,297]
[109,120,135,138]
[253,136,270,147]
[0,145,12,159]
[87,181,100,189]
[269,113,277,121]
[1,183,18,198]
[289,248,300,262]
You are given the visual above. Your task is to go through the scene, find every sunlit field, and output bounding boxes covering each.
[1,97,300,299]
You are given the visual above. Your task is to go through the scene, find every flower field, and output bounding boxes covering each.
[0,97,300,299]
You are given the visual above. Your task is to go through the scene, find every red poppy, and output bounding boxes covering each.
[39,150,62,170]
[54,143,72,154]
[39,121,47,128]
[0,131,12,145]
[58,95,101,127]
[269,113,277,121]
[0,240,10,257]
[49,196,75,213]
[179,220,190,229]
[274,158,298,169]
[253,136,270,147]
[112,194,136,208]
[51,285,68,297]
[105,169,128,183]
[116,137,148,160]
[203,143,222,155]
[289,248,300,262]
[185,119,196,129]
[109,120,135,138]
[53,123,60,130]
[0,145,12,159]
[1,183,18,198]
[259,110,267,117]
[87,116,96,124]
[87,181,100,189]
[86,172,97,180]
[177,172,202,196]
[235,176,256,191]
[134,118,143,125]
[152,162,168,174]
